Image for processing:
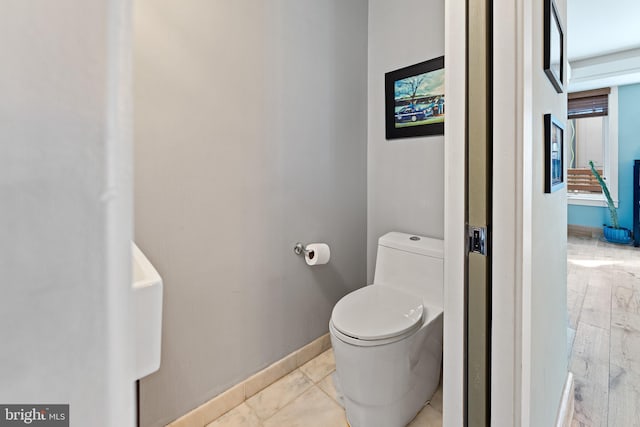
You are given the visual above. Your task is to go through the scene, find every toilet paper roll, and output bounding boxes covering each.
[305,243,330,266]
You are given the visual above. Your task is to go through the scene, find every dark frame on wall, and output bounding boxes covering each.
[385,56,445,139]
[544,114,565,193]
[544,0,564,93]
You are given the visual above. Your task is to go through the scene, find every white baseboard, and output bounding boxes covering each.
[555,372,575,427]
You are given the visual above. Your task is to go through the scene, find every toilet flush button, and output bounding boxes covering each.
[409,236,420,241]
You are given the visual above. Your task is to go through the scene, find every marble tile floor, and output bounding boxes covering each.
[206,348,443,427]
[567,235,640,427]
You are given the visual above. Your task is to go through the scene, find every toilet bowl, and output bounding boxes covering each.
[329,232,443,427]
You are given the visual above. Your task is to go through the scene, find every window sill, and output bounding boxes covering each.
[567,193,618,208]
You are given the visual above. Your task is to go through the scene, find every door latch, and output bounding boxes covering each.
[467,225,488,256]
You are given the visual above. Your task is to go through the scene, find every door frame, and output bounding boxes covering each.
[444,0,528,425]
[442,0,468,424]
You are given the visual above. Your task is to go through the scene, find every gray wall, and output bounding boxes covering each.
[367,0,445,281]
[0,1,134,425]
[133,1,368,425]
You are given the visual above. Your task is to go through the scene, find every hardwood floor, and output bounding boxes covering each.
[567,235,640,427]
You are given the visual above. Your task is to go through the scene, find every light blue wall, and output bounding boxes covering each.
[568,204,607,227]
[617,84,640,230]
[568,83,640,230]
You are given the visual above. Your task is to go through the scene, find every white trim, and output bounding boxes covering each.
[520,0,533,423]
[608,86,619,204]
[555,372,575,427]
[568,49,640,92]
[567,192,618,208]
[443,0,466,424]
[491,0,520,424]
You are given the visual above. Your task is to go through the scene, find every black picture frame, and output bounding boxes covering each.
[385,56,445,139]
[544,114,565,193]
[544,0,564,93]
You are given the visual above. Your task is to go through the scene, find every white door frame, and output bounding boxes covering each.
[443,0,531,425]
[443,0,467,425]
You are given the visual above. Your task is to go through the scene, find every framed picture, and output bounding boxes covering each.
[544,0,564,93]
[544,114,565,193]
[385,56,445,139]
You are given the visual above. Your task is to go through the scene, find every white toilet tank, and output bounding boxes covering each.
[373,232,443,308]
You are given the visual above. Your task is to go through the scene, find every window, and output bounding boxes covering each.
[566,87,618,207]
[567,116,605,193]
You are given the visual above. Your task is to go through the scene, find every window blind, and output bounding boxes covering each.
[568,88,610,119]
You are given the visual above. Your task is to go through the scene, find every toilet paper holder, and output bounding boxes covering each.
[293,242,311,256]
[294,242,331,265]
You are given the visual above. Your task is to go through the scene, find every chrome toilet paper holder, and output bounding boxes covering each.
[293,242,312,256]
[293,242,330,265]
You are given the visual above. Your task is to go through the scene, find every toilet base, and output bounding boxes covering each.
[342,381,435,427]
[330,310,443,427]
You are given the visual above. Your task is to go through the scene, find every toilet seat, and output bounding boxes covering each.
[331,286,423,342]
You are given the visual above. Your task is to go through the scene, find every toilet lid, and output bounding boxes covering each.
[331,286,424,341]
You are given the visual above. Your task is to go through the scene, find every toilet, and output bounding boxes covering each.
[329,232,443,427]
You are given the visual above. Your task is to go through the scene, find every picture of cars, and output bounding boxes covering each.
[385,57,444,138]
[395,106,433,123]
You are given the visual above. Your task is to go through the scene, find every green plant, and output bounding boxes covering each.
[589,160,619,229]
